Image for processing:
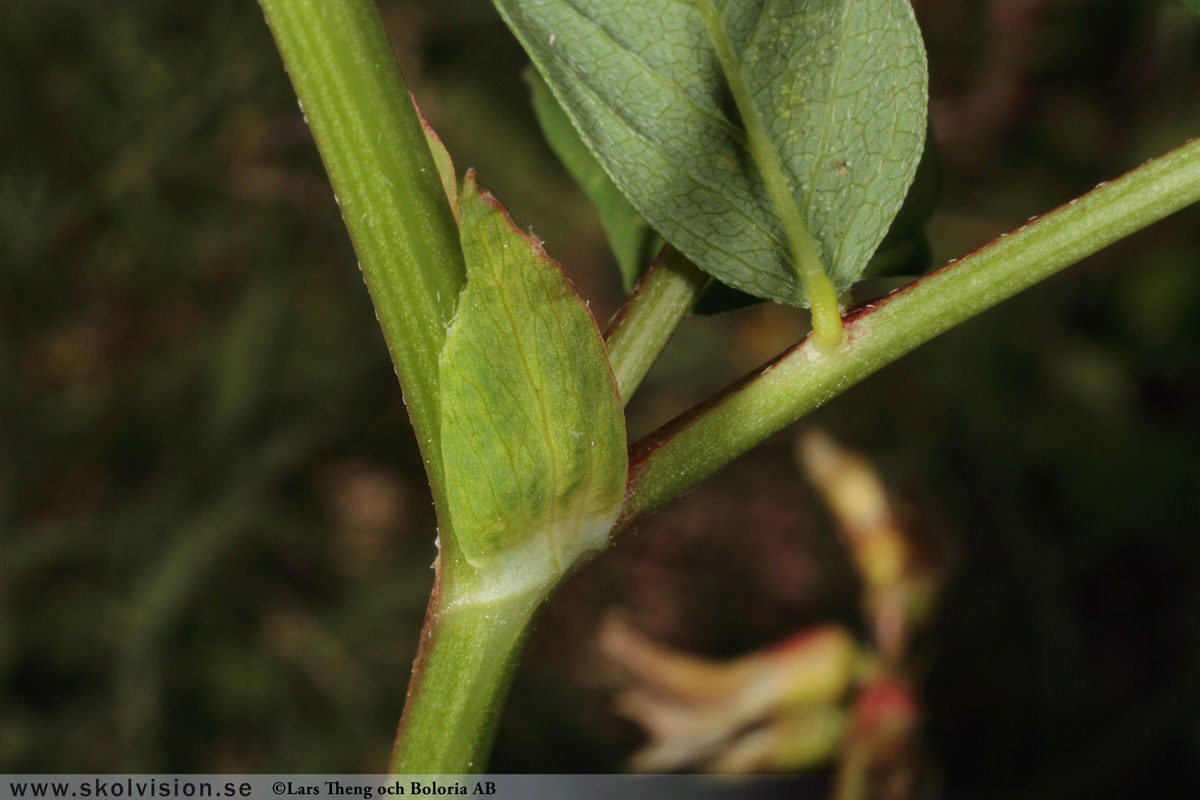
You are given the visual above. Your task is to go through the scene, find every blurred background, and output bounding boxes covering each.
[2,0,1200,794]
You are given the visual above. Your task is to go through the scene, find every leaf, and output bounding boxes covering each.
[862,125,939,279]
[886,122,940,236]
[439,175,628,594]
[417,108,458,216]
[492,0,928,307]
[531,70,757,313]
[528,69,660,291]
[530,70,758,314]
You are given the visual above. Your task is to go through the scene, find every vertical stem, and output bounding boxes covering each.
[390,586,543,774]
[697,0,843,349]
[604,248,711,405]
[258,0,465,508]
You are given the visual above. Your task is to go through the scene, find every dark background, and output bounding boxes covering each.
[3,0,1200,795]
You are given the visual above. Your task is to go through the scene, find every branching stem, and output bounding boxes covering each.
[620,136,1200,527]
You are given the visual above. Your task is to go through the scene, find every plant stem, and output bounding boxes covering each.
[390,584,543,774]
[620,136,1200,526]
[258,0,464,509]
[697,0,843,348]
[604,249,711,405]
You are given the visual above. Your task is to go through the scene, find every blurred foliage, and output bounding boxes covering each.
[2,0,1200,795]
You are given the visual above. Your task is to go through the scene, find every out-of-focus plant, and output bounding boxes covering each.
[800,431,936,798]
[601,617,860,773]
[602,430,937,795]
[254,0,1200,775]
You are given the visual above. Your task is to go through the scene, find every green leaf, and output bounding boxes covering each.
[887,122,941,236]
[492,0,928,308]
[439,175,628,598]
[418,110,459,216]
[528,69,660,291]
[530,69,759,315]
[863,126,940,279]
[531,70,757,315]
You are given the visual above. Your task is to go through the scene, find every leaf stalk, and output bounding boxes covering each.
[604,248,711,404]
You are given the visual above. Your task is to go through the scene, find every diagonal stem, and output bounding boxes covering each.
[619,136,1200,528]
[604,247,711,405]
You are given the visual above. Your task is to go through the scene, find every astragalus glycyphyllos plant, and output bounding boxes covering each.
[257,0,1200,774]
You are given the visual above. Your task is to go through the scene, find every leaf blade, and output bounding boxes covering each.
[492,0,928,307]
[528,69,659,291]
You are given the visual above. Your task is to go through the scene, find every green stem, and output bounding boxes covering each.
[697,0,843,348]
[620,136,1200,526]
[604,249,711,405]
[389,581,543,774]
[258,0,465,509]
